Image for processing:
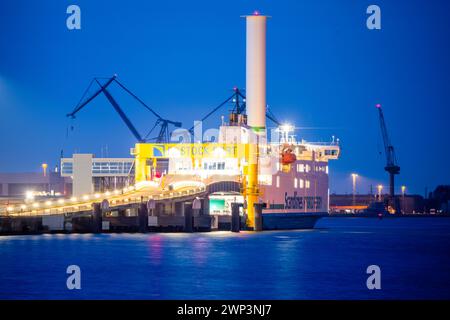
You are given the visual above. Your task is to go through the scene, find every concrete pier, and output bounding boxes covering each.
[253,203,265,231]
[231,203,241,232]
[138,203,148,233]
[184,202,194,233]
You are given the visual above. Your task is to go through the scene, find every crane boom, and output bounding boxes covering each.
[66,75,181,143]
[114,79,181,127]
[67,76,116,118]
[189,87,281,134]
[99,85,144,142]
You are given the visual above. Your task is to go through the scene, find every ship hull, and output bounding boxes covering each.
[262,212,325,230]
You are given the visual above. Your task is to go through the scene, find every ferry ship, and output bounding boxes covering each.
[130,13,340,230]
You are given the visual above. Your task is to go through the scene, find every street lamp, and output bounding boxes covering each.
[351,173,358,209]
[377,184,383,201]
[401,185,406,213]
[41,163,48,177]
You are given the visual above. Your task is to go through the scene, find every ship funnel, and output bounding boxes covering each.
[243,12,268,134]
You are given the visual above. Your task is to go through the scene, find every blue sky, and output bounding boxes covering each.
[0,0,449,195]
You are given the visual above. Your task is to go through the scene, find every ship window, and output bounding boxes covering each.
[326,166,329,174]
[300,179,304,188]
[276,176,280,188]
[297,164,305,172]
[306,180,311,189]
[325,149,338,156]
[294,178,298,188]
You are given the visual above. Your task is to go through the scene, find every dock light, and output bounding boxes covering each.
[105,191,111,196]
[114,189,120,195]
[7,206,14,212]
[41,163,48,177]
[401,185,406,214]
[45,201,52,206]
[58,199,65,204]
[70,197,77,202]
[94,193,100,199]
[279,123,294,143]
[82,195,89,201]
[32,203,39,208]
[351,174,358,208]
[279,123,294,133]
[21,204,27,210]
[377,184,383,199]
[25,190,35,201]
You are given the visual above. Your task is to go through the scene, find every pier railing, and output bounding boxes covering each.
[0,186,206,217]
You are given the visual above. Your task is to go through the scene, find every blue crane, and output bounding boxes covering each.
[67,75,182,143]
[376,103,400,213]
[188,87,281,135]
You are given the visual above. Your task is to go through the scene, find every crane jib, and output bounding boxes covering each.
[66,75,181,143]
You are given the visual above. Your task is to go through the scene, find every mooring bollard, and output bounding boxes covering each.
[184,202,193,233]
[253,203,265,232]
[92,203,102,233]
[231,203,241,233]
[138,203,148,233]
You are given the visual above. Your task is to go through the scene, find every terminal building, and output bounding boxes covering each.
[0,156,135,200]
[0,171,67,199]
[60,154,134,196]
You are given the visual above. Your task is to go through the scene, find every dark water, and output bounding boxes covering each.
[1,217,450,300]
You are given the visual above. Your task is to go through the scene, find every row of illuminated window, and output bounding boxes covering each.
[92,162,133,173]
[61,161,134,175]
[203,162,226,170]
[275,176,311,189]
[175,161,228,171]
[324,149,338,156]
[275,162,327,174]
[296,163,328,174]
[61,162,73,175]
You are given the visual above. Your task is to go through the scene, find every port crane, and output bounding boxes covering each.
[67,75,182,143]
[376,103,400,213]
[188,87,281,135]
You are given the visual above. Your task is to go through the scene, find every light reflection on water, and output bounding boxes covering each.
[1,217,450,299]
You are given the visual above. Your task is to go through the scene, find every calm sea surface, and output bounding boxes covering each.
[1,217,449,299]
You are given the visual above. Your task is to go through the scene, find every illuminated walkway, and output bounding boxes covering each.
[1,181,207,217]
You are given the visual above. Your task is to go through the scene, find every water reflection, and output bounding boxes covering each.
[1,218,450,299]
